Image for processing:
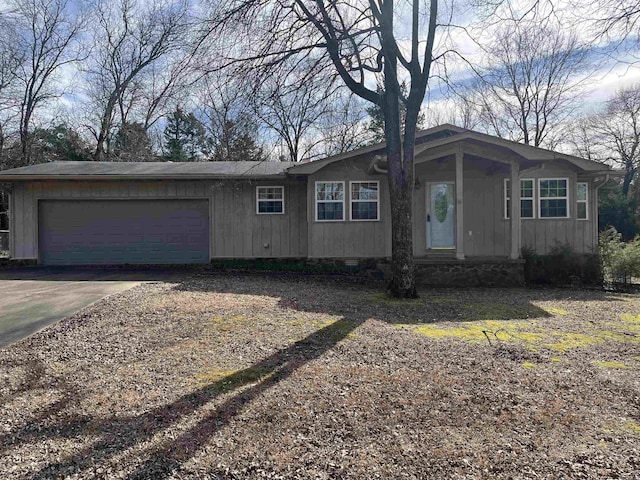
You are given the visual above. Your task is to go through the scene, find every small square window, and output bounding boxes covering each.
[539,178,569,218]
[256,186,284,214]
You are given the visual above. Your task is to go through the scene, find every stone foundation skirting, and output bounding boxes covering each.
[379,258,526,287]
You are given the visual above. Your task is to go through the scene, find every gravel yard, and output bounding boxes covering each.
[1,273,639,479]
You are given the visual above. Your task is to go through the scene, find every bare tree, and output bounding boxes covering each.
[320,91,372,157]
[0,15,24,169]
[592,0,640,53]
[198,75,266,161]
[472,21,590,148]
[209,1,440,296]
[570,85,640,196]
[87,0,191,159]
[423,92,482,130]
[255,65,337,162]
[7,0,86,165]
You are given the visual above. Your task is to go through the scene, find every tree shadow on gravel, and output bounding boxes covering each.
[0,357,90,457]
[2,274,629,480]
[11,275,366,480]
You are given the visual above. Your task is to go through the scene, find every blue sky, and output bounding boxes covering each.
[6,0,640,145]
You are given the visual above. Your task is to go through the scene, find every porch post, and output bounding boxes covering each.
[510,161,521,259]
[455,148,464,260]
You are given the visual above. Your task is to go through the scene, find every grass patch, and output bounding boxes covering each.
[196,366,273,390]
[428,296,456,305]
[411,320,543,345]
[408,320,637,353]
[546,307,569,315]
[624,422,640,434]
[620,313,640,322]
[544,333,603,352]
[522,362,537,369]
[593,360,631,369]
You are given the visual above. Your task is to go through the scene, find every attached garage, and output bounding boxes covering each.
[38,199,210,265]
[0,161,306,263]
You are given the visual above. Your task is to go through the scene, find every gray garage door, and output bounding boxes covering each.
[39,200,210,265]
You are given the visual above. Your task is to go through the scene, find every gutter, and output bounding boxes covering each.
[594,173,610,248]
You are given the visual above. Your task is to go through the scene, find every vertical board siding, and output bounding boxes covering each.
[8,165,598,261]
[210,180,307,258]
[12,179,308,260]
[307,160,390,259]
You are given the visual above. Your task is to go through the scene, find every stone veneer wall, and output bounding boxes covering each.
[378,259,526,287]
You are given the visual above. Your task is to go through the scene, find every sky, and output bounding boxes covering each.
[4,0,640,148]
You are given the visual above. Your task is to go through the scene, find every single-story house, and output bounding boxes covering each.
[0,124,618,283]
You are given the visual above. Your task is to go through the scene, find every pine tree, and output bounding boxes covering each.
[113,122,154,161]
[163,108,209,161]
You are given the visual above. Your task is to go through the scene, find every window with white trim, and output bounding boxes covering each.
[577,182,588,220]
[0,188,8,231]
[539,178,569,218]
[504,179,535,219]
[256,186,284,214]
[350,181,379,221]
[316,181,344,221]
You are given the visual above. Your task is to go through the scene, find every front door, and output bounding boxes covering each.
[427,182,455,249]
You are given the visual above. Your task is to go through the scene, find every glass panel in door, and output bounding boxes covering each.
[427,183,455,249]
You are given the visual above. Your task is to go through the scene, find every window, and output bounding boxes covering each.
[350,181,379,221]
[539,178,569,218]
[0,189,7,231]
[504,179,535,219]
[256,186,284,214]
[577,182,588,220]
[316,181,344,221]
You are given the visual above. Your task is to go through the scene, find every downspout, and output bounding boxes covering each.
[594,174,610,249]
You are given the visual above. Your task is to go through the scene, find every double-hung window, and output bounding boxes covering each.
[256,186,284,214]
[316,181,344,221]
[504,179,535,219]
[577,182,588,220]
[350,181,379,220]
[0,189,8,231]
[539,178,569,218]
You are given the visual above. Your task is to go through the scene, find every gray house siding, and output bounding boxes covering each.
[11,179,308,261]
[7,159,600,263]
[211,180,307,258]
[517,168,598,255]
[306,159,391,259]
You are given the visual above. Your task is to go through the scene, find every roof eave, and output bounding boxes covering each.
[0,173,290,181]
[286,123,466,175]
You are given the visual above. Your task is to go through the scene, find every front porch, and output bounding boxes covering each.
[414,142,524,261]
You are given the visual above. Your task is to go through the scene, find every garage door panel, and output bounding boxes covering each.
[39,200,210,265]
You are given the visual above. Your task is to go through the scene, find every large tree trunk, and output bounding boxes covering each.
[383,92,417,298]
[387,154,417,298]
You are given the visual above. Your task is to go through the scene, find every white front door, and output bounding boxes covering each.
[427,182,455,249]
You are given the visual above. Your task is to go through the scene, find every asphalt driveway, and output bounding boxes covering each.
[0,267,182,348]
